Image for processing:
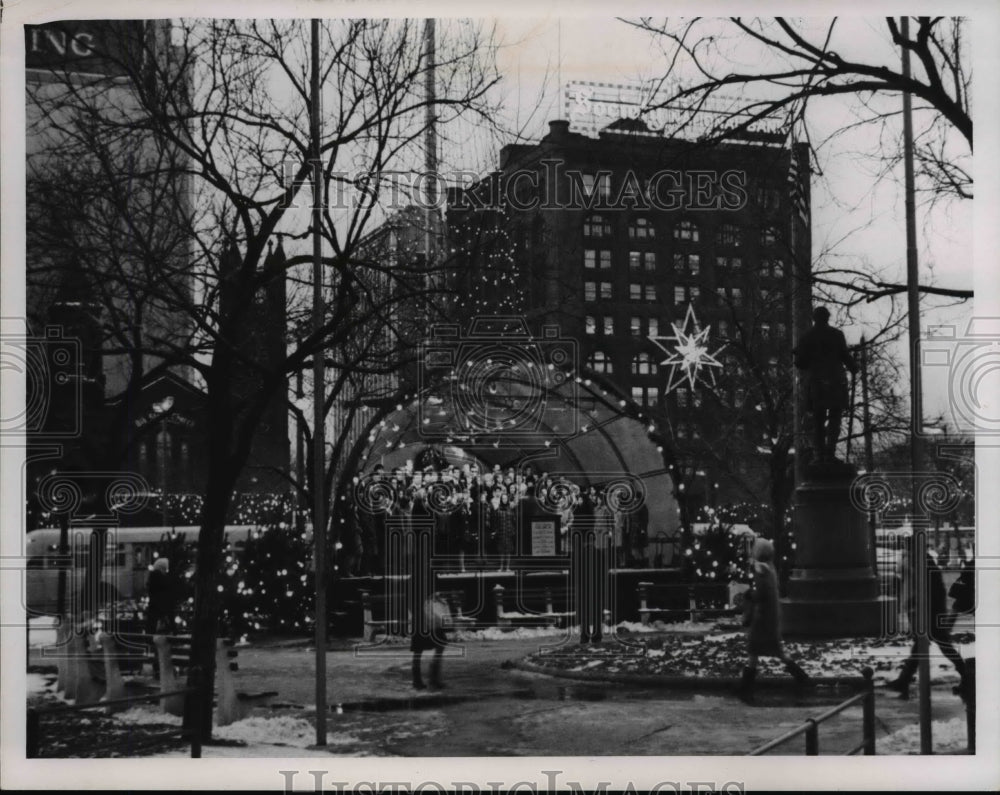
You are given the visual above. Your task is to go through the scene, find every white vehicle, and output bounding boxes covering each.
[23,525,255,616]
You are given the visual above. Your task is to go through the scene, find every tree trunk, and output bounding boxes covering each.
[183,464,236,739]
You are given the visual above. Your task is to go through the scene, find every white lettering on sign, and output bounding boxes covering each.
[28,27,96,59]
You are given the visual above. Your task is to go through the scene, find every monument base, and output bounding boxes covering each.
[781,594,897,637]
[781,460,896,637]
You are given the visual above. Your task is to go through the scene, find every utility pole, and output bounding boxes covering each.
[310,17,328,747]
[423,18,437,288]
[901,15,932,755]
[860,337,876,574]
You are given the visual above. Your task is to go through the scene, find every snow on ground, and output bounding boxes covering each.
[117,707,361,754]
[28,616,59,647]
[27,672,54,696]
[879,717,970,755]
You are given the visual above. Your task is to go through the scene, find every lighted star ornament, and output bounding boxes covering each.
[649,305,725,394]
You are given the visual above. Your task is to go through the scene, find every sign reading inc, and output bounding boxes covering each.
[25,21,144,77]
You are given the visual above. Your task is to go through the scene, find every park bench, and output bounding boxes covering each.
[360,589,476,642]
[492,584,578,629]
[637,581,747,625]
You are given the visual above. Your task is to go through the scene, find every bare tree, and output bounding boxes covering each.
[624,16,973,303]
[27,17,501,736]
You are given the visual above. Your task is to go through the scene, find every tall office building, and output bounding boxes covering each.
[449,116,810,517]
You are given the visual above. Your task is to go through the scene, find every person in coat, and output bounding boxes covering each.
[736,538,811,702]
[792,306,858,462]
[886,537,968,700]
[145,557,175,634]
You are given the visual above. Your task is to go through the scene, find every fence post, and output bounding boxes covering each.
[861,667,876,755]
[26,709,39,758]
[805,719,819,755]
[189,665,203,758]
[966,657,975,754]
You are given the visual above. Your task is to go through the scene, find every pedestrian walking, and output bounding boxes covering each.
[410,593,449,691]
[145,558,175,634]
[886,537,968,700]
[736,538,811,703]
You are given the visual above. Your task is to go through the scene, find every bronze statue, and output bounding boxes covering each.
[793,307,858,463]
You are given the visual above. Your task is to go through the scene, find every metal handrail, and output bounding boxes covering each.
[748,668,876,756]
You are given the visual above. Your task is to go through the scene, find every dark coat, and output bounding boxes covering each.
[747,560,784,657]
[793,323,858,411]
[146,569,175,633]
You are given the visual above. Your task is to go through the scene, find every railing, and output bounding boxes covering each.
[749,668,876,756]
[27,668,205,759]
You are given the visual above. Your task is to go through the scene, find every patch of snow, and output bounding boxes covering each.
[879,717,969,755]
[117,706,182,726]
[29,616,59,648]
[27,673,55,696]
[213,715,317,747]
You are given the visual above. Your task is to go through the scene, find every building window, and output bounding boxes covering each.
[630,283,642,301]
[674,219,699,242]
[632,352,653,376]
[644,285,657,302]
[648,318,659,337]
[729,287,743,306]
[761,227,777,246]
[674,252,698,273]
[717,319,730,339]
[629,251,641,271]
[603,316,614,335]
[629,217,654,240]
[585,281,597,302]
[585,249,611,269]
[760,322,771,338]
[589,350,613,373]
[643,252,656,271]
[719,223,741,247]
[776,322,787,339]
[677,424,687,440]
[582,173,611,199]
[585,315,596,335]
[716,255,742,271]
[767,258,784,277]
[630,316,642,336]
[674,286,686,305]
[646,386,659,407]
[676,387,689,407]
[600,281,613,300]
[584,214,611,237]
[689,286,700,303]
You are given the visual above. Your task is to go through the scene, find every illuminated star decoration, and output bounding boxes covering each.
[649,304,725,394]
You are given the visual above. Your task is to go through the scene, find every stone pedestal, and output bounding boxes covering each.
[782,461,895,636]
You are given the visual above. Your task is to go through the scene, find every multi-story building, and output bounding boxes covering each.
[450,117,810,519]
[24,20,289,519]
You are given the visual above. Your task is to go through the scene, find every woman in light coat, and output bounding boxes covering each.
[736,537,811,702]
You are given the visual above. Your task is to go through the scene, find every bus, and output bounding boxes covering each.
[24,525,256,616]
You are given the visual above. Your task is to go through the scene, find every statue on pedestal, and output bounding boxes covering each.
[793,306,859,464]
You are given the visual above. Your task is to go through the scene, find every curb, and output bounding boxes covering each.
[511,658,867,691]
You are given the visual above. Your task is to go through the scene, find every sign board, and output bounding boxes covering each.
[26,21,146,77]
[530,518,558,556]
[563,80,786,142]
